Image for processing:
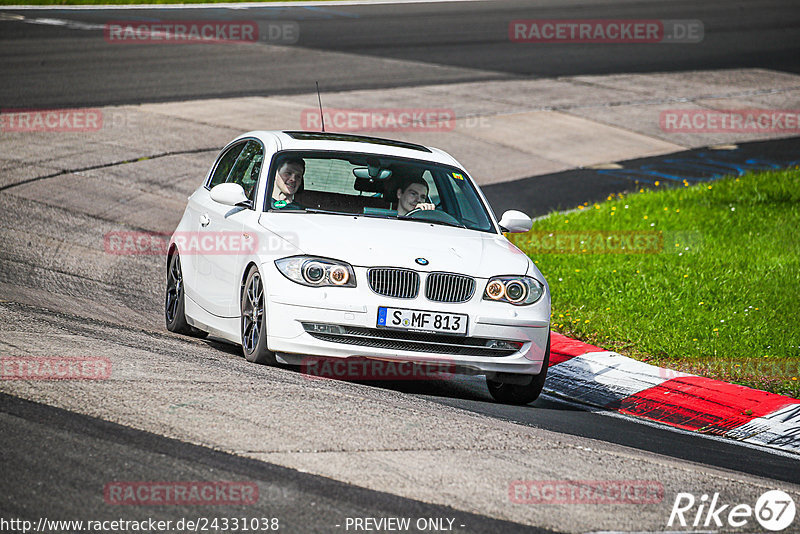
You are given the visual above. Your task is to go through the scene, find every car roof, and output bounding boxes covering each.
[236,130,462,168]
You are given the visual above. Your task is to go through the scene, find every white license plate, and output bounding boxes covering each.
[377,307,468,335]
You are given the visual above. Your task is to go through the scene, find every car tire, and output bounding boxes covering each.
[486,332,550,405]
[165,252,208,338]
[241,267,277,365]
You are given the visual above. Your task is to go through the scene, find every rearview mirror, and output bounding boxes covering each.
[353,167,392,180]
[209,183,250,207]
[498,210,532,233]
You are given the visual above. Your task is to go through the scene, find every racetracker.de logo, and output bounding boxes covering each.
[1,357,111,380]
[104,231,263,256]
[105,20,258,44]
[300,108,456,132]
[1,108,102,132]
[660,109,800,133]
[301,357,456,381]
[104,481,258,505]
[523,231,663,254]
[509,480,664,504]
[509,19,703,43]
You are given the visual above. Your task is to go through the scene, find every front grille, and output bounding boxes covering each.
[425,272,476,303]
[367,268,419,299]
[302,323,521,357]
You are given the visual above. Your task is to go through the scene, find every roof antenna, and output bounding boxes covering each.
[315,81,325,132]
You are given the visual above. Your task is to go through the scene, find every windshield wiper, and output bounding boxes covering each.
[398,216,467,229]
[277,207,351,216]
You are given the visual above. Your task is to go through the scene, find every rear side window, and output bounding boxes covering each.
[227,141,264,201]
[208,142,245,189]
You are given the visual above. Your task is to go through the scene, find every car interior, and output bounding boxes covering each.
[292,160,421,215]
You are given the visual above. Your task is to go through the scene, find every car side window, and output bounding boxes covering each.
[452,176,490,229]
[227,140,264,202]
[422,170,439,204]
[432,170,493,231]
[208,142,246,189]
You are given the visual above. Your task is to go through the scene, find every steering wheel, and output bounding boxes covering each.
[404,207,425,217]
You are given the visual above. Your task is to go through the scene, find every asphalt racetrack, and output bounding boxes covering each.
[0,0,799,107]
[1,1,800,533]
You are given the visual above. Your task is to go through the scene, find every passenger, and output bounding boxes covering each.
[396,175,435,216]
[271,157,305,209]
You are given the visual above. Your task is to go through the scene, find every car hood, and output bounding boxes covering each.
[258,213,532,278]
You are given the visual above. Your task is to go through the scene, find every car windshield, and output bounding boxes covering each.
[265,150,496,233]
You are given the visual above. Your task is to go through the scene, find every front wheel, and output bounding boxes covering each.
[241,267,276,365]
[165,252,207,338]
[487,333,550,405]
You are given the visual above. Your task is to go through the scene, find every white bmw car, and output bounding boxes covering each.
[166,131,551,404]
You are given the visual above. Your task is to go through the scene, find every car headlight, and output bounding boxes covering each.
[275,256,356,287]
[483,276,544,305]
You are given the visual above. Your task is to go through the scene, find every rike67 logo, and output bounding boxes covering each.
[668,490,796,531]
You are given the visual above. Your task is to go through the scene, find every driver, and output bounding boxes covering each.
[396,175,435,216]
[271,157,305,210]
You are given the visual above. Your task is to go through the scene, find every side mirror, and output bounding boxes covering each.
[498,210,532,233]
[209,183,250,207]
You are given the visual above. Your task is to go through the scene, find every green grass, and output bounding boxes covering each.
[510,167,800,398]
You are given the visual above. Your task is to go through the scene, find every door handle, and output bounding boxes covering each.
[199,214,210,227]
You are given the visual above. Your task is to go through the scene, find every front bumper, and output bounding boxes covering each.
[263,262,551,377]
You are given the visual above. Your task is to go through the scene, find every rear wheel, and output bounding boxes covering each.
[487,333,550,405]
[165,252,207,338]
[241,267,276,365]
